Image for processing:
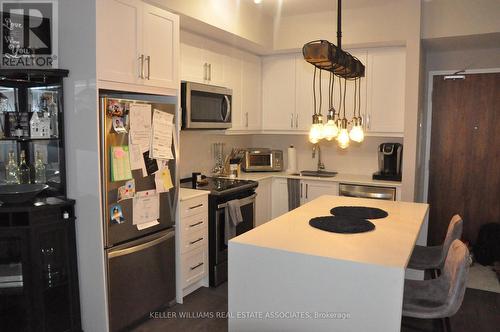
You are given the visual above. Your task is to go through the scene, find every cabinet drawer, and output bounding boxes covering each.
[181,247,207,288]
[182,213,208,233]
[181,226,207,254]
[180,196,208,218]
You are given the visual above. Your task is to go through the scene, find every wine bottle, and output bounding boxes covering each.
[5,150,19,184]
[19,150,31,184]
[34,151,46,184]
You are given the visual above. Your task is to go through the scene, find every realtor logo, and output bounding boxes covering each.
[1,0,58,68]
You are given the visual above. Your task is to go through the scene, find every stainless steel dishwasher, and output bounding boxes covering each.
[339,183,396,201]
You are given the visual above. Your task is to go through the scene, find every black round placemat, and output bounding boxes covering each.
[330,206,388,219]
[309,216,375,234]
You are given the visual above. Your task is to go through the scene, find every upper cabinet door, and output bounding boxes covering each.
[366,47,406,134]
[142,3,179,90]
[203,39,226,86]
[241,52,262,130]
[180,31,206,84]
[97,0,142,84]
[262,54,296,131]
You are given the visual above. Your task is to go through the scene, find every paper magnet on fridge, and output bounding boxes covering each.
[110,204,125,224]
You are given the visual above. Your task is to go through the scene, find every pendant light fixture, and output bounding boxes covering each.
[303,0,365,148]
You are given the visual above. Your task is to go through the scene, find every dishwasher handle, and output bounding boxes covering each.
[339,184,396,201]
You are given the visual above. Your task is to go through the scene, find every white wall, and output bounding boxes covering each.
[250,135,403,175]
[422,0,500,39]
[59,1,109,332]
[146,0,274,51]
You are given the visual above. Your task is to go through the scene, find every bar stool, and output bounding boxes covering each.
[403,239,471,332]
[408,214,463,277]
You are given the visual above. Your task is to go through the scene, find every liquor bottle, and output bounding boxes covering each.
[19,150,31,184]
[48,95,58,137]
[34,151,46,184]
[5,150,19,184]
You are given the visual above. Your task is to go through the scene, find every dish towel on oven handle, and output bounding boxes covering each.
[225,199,243,245]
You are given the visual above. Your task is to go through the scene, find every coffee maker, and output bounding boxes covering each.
[372,143,403,181]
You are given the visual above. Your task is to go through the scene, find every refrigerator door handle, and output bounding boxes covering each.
[108,230,174,259]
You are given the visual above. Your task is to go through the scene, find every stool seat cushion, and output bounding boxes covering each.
[408,245,443,270]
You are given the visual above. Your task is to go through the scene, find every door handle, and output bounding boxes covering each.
[366,114,371,130]
[295,114,299,128]
[189,237,204,245]
[300,183,303,198]
[290,113,294,128]
[108,231,174,259]
[138,54,144,79]
[223,95,231,122]
[208,63,212,81]
[245,112,249,127]
[306,183,308,199]
[188,203,204,210]
[145,55,151,80]
[203,63,207,81]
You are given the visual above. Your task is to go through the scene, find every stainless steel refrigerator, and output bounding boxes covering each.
[99,93,178,332]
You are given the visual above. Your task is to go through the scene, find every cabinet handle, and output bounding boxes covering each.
[203,63,207,81]
[138,54,144,79]
[245,112,249,127]
[189,221,203,228]
[189,237,204,245]
[146,55,151,80]
[208,63,212,81]
[306,183,308,199]
[290,113,294,128]
[300,183,303,198]
[188,203,203,210]
[366,114,371,130]
[295,114,299,128]
[190,262,204,270]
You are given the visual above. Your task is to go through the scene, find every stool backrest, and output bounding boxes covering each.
[442,239,470,317]
[440,215,463,265]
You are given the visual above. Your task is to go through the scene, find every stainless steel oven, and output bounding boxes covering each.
[210,191,255,287]
[181,81,232,129]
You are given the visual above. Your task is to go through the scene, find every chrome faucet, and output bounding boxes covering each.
[312,144,325,172]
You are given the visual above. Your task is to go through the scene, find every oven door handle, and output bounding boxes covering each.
[217,193,257,209]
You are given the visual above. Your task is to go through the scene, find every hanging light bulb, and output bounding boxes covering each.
[349,116,365,142]
[309,113,324,144]
[337,118,350,149]
[324,108,338,140]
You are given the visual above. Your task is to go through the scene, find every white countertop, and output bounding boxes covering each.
[233,171,402,187]
[179,188,210,201]
[230,195,428,268]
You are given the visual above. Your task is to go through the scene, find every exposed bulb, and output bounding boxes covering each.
[349,125,365,142]
[254,0,262,4]
[308,123,323,144]
[323,119,338,141]
[337,128,350,149]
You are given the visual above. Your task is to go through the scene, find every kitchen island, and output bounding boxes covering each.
[228,195,429,332]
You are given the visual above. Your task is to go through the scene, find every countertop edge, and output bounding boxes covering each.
[180,188,210,201]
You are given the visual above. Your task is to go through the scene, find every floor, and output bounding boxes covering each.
[467,263,500,293]
[132,283,499,332]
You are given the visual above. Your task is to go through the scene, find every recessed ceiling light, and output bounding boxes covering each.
[254,0,262,4]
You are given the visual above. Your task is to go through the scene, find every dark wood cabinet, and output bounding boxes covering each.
[0,199,81,332]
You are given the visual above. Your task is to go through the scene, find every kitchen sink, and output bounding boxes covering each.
[300,170,338,178]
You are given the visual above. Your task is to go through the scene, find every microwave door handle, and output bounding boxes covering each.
[222,95,231,122]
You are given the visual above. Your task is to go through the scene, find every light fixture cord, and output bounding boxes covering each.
[338,72,342,116]
[313,67,317,115]
[342,78,347,119]
[358,77,361,118]
[354,77,358,118]
[318,69,322,115]
[328,72,332,109]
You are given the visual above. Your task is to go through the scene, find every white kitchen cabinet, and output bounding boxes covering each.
[179,30,226,86]
[271,178,289,219]
[240,52,262,130]
[97,0,179,93]
[262,54,297,131]
[300,180,339,205]
[142,3,179,89]
[177,193,209,302]
[365,47,406,135]
[255,178,272,227]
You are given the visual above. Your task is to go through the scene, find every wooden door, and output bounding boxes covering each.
[142,3,179,90]
[428,73,500,245]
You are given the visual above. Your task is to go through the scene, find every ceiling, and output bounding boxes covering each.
[250,0,398,17]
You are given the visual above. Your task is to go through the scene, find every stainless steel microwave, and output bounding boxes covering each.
[242,149,283,172]
[181,81,232,129]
